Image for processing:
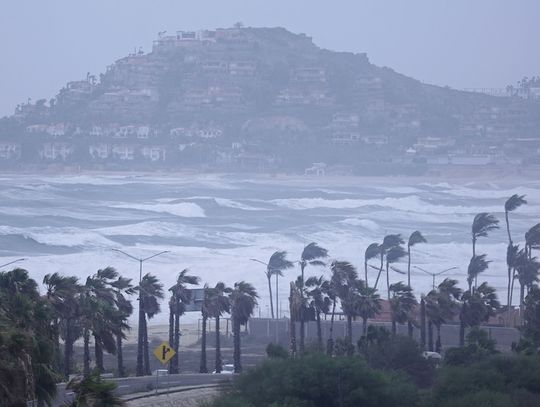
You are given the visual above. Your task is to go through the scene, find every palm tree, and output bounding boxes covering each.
[266,251,294,319]
[525,223,540,259]
[471,213,499,289]
[385,245,407,300]
[43,272,80,379]
[111,276,134,377]
[305,275,331,350]
[425,279,461,352]
[200,284,213,373]
[331,261,361,348]
[364,243,380,287]
[289,281,302,356]
[515,251,540,313]
[229,281,258,373]
[169,269,199,374]
[504,194,527,245]
[467,254,490,293]
[357,286,381,335]
[298,243,328,352]
[210,282,231,373]
[504,195,526,318]
[374,234,404,291]
[407,231,426,287]
[389,282,417,337]
[459,282,500,346]
[137,274,164,375]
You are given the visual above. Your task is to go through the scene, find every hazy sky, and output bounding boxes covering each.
[1,0,538,117]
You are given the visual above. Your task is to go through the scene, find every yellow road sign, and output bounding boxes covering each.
[153,341,175,365]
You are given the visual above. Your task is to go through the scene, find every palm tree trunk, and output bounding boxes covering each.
[53,319,61,374]
[233,318,242,373]
[136,301,145,376]
[505,211,512,244]
[171,300,180,374]
[290,313,297,356]
[428,321,434,351]
[64,318,72,379]
[94,334,104,374]
[215,316,222,373]
[200,315,208,373]
[326,299,336,356]
[436,325,442,353]
[509,269,516,326]
[420,299,426,350]
[392,319,396,336]
[472,237,477,291]
[506,264,512,326]
[407,321,413,339]
[386,261,390,300]
[362,317,367,336]
[316,311,323,351]
[143,316,151,376]
[168,303,174,374]
[374,252,384,290]
[83,328,90,377]
[364,261,369,287]
[116,333,125,377]
[267,275,274,319]
[299,309,305,354]
[520,282,525,324]
[347,315,353,343]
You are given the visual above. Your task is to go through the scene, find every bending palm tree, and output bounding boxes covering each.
[200,284,213,373]
[471,213,499,289]
[364,243,380,287]
[385,245,407,300]
[265,251,294,319]
[169,269,199,374]
[389,282,417,337]
[425,279,461,352]
[230,281,258,373]
[111,276,134,378]
[305,275,331,351]
[298,243,328,352]
[137,274,164,375]
[210,282,231,373]
[407,231,426,288]
[331,261,361,348]
[374,234,404,291]
[357,286,381,335]
[459,282,500,346]
[504,195,526,319]
[467,254,490,294]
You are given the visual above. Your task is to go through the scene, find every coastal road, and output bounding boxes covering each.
[49,373,230,407]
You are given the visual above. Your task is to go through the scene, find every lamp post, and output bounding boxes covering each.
[414,266,458,290]
[0,258,26,269]
[113,249,169,376]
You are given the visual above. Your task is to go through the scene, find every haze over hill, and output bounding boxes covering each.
[1,26,539,174]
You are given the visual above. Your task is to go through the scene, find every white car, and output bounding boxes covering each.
[212,364,235,374]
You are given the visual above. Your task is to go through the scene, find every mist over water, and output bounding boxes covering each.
[1,174,538,323]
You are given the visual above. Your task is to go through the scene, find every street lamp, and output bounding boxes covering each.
[414,266,458,290]
[0,258,26,269]
[113,248,169,376]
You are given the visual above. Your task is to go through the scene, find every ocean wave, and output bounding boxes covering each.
[270,196,502,215]
[0,226,115,248]
[110,202,206,217]
[340,218,380,231]
[214,198,265,211]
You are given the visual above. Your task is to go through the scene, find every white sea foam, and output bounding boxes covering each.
[214,198,265,211]
[340,218,380,231]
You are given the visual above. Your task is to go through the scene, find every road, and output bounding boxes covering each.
[49,373,229,407]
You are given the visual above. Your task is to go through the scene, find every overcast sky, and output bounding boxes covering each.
[1,0,538,117]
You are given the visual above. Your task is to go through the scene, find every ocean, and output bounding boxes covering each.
[1,173,539,323]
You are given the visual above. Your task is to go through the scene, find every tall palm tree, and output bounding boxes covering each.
[305,275,331,351]
[471,213,499,289]
[407,231,426,288]
[357,286,381,335]
[374,234,404,291]
[467,254,490,294]
[43,272,80,378]
[504,195,526,319]
[364,243,380,287]
[169,269,199,374]
[266,251,294,319]
[289,281,302,357]
[200,284,213,373]
[111,276,134,377]
[389,282,417,337]
[210,282,231,373]
[229,281,258,373]
[459,282,500,346]
[298,243,328,352]
[331,261,361,348]
[137,273,164,375]
[385,245,407,300]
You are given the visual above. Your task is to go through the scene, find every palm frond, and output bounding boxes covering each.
[472,213,499,238]
[383,234,404,249]
[364,243,381,261]
[408,230,427,247]
[301,242,328,261]
[505,194,527,212]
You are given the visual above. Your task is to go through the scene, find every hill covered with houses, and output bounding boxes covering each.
[1,26,539,174]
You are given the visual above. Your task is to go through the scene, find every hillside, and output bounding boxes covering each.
[1,26,539,174]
